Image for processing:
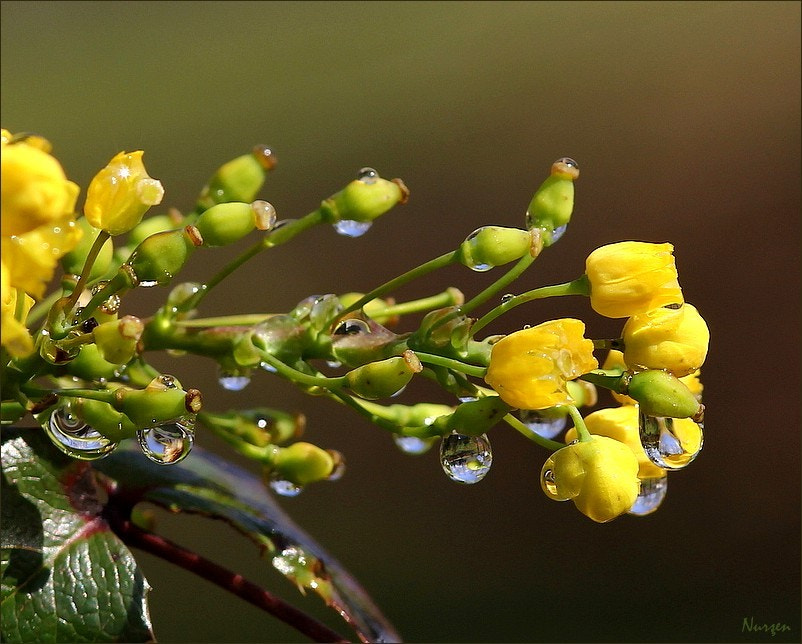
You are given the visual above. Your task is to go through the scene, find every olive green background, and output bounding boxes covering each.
[2,1,800,642]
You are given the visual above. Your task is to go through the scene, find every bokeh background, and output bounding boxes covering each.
[2,1,800,642]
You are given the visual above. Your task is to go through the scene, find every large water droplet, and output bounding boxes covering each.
[639,412,703,470]
[43,407,118,460]
[333,219,372,237]
[217,369,251,391]
[137,418,195,465]
[519,409,568,439]
[393,435,434,455]
[540,467,561,498]
[90,280,121,314]
[269,474,303,497]
[628,475,668,516]
[440,432,492,484]
[357,167,379,184]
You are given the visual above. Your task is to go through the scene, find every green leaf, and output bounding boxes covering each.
[1,428,154,643]
[95,442,400,643]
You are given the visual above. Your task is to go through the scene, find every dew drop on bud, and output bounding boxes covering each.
[268,474,304,497]
[628,475,668,516]
[333,219,372,237]
[43,406,119,460]
[357,167,379,184]
[217,369,251,391]
[393,435,433,455]
[550,223,568,243]
[137,418,195,465]
[638,412,703,470]
[440,432,492,484]
[251,200,277,231]
[326,450,346,481]
[541,467,560,498]
[519,409,568,439]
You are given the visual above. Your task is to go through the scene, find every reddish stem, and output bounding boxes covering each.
[108,510,348,643]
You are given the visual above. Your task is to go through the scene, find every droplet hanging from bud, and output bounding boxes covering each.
[519,409,568,439]
[217,368,252,391]
[638,411,703,470]
[42,405,119,460]
[137,417,195,465]
[440,432,493,484]
[393,434,434,455]
[628,474,668,516]
[333,219,372,237]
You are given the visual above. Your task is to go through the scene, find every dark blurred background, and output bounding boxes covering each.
[2,2,800,642]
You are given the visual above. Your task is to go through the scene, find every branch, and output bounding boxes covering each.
[105,503,349,643]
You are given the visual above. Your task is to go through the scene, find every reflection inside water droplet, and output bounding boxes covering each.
[638,412,703,470]
[43,406,119,460]
[550,224,568,243]
[333,219,372,237]
[519,409,568,439]
[357,167,379,184]
[393,435,434,455]
[137,418,195,465]
[269,474,303,497]
[217,370,251,391]
[628,474,668,516]
[440,432,492,484]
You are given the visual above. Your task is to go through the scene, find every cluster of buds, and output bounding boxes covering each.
[1,130,708,521]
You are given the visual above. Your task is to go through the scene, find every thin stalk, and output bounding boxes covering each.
[503,413,565,451]
[414,351,487,378]
[471,275,589,337]
[64,230,111,311]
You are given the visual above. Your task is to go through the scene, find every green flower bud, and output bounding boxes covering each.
[126,211,183,248]
[321,169,409,224]
[330,313,404,368]
[457,226,533,271]
[271,442,334,486]
[435,396,510,436]
[344,350,422,399]
[116,375,202,428]
[60,218,114,279]
[75,396,138,442]
[92,315,143,365]
[126,226,202,286]
[195,201,276,247]
[197,145,276,210]
[626,370,702,419]
[525,157,579,246]
[66,344,120,382]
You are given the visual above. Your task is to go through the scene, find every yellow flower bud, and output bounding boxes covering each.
[585,241,683,318]
[565,405,664,479]
[622,303,709,377]
[541,435,640,523]
[84,151,164,235]
[484,319,598,410]
[1,140,79,237]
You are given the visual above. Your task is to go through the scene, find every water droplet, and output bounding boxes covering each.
[326,359,342,369]
[550,223,568,243]
[326,450,346,481]
[43,406,118,460]
[519,409,568,439]
[501,293,515,303]
[260,361,277,373]
[357,167,379,184]
[541,468,560,498]
[268,474,303,497]
[628,475,668,516]
[251,200,277,231]
[393,435,434,455]
[332,318,370,336]
[638,412,703,470]
[440,432,492,484]
[217,369,251,391]
[333,219,372,237]
[137,279,160,288]
[271,545,307,576]
[137,418,195,465]
[457,396,478,403]
[309,294,342,328]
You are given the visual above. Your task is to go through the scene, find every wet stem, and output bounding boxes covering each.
[103,497,349,643]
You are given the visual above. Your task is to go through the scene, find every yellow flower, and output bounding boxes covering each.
[84,150,164,235]
[622,303,709,377]
[681,368,703,400]
[1,137,80,237]
[484,319,598,410]
[586,241,683,318]
[1,218,82,299]
[565,405,664,479]
[541,435,640,523]
[1,260,35,357]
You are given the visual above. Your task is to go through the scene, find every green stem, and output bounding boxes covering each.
[579,369,626,393]
[22,386,116,405]
[503,413,565,451]
[414,352,487,378]
[330,250,459,324]
[564,405,591,441]
[377,288,464,319]
[187,209,327,311]
[176,314,277,328]
[64,230,111,311]
[27,289,63,325]
[470,275,590,337]
[258,353,345,390]
[462,252,536,317]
